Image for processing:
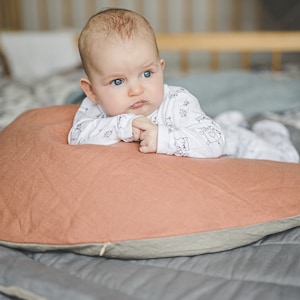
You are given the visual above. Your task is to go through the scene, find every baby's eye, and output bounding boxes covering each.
[111,78,123,86]
[143,71,152,78]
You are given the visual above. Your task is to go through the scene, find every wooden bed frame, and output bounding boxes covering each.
[156,31,300,72]
[1,0,300,74]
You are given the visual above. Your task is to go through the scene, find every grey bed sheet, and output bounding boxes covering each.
[165,71,300,118]
[1,226,300,300]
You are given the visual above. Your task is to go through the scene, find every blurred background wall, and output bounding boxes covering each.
[0,0,297,32]
[1,0,262,32]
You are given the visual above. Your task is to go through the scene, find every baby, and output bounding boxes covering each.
[68,8,299,163]
[68,8,224,158]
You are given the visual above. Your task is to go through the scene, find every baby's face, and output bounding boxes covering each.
[87,36,165,117]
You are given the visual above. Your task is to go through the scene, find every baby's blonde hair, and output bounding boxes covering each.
[78,8,159,76]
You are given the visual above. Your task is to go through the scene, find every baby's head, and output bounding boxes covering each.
[79,8,159,78]
[78,8,165,117]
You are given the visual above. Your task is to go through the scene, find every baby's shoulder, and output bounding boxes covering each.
[76,97,106,118]
[165,84,194,99]
[164,84,198,105]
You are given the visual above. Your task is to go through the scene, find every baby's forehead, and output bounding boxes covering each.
[89,35,159,70]
[90,31,156,53]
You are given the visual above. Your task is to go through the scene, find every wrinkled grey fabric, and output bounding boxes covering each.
[1,226,300,300]
[166,71,300,118]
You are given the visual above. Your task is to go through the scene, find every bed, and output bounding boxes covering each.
[1,1,300,300]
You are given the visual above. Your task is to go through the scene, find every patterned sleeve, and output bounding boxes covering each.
[156,87,225,158]
[68,98,138,145]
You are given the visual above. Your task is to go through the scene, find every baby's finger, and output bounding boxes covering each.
[139,145,151,153]
[132,127,141,141]
[139,130,147,141]
[132,117,151,130]
[139,139,156,153]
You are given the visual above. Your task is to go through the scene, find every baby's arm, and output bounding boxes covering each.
[68,99,139,145]
[157,87,225,158]
[132,117,158,153]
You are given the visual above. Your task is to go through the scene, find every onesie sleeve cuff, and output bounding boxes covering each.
[157,125,169,154]
[118,114,139,142]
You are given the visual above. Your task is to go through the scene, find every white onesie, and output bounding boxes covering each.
[68,84,299,162]
[68,84,225,158]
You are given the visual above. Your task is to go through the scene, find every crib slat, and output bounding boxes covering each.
[134,0,144,16]
[0,0,9,30]
[158,0,168,32]
[183,0,193,32]
[110,0,121,8]
[85,0,97,22]
[10,0,21,29]
[231,0,241,30]
[38,0,48,30]
[179,51,189,73]
[62,0,73,28]
[0,0,22,30]
[210,52,219,70]
[241,52,251,70]
[254,0,263,30]
[272,52,282,71]
[207,0,216,31]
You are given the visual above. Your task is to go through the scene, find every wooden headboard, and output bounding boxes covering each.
[1,0,300,73]
[156,31,300,72]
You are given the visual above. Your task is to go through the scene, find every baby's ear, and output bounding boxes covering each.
[160,59,165,71]
[80,78,97,103]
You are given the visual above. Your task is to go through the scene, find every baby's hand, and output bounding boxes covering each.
[132,126,141,141]
[132,117,158,153]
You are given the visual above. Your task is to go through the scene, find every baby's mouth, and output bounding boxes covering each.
[130,100,146,109]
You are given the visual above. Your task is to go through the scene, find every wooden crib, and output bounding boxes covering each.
[1,0,300,73]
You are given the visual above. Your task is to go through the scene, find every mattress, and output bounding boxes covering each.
[1,226,300,299]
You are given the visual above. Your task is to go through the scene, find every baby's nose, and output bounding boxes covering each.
[128,81,143,96]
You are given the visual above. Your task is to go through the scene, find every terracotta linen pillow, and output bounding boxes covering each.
[0,105,300,259]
